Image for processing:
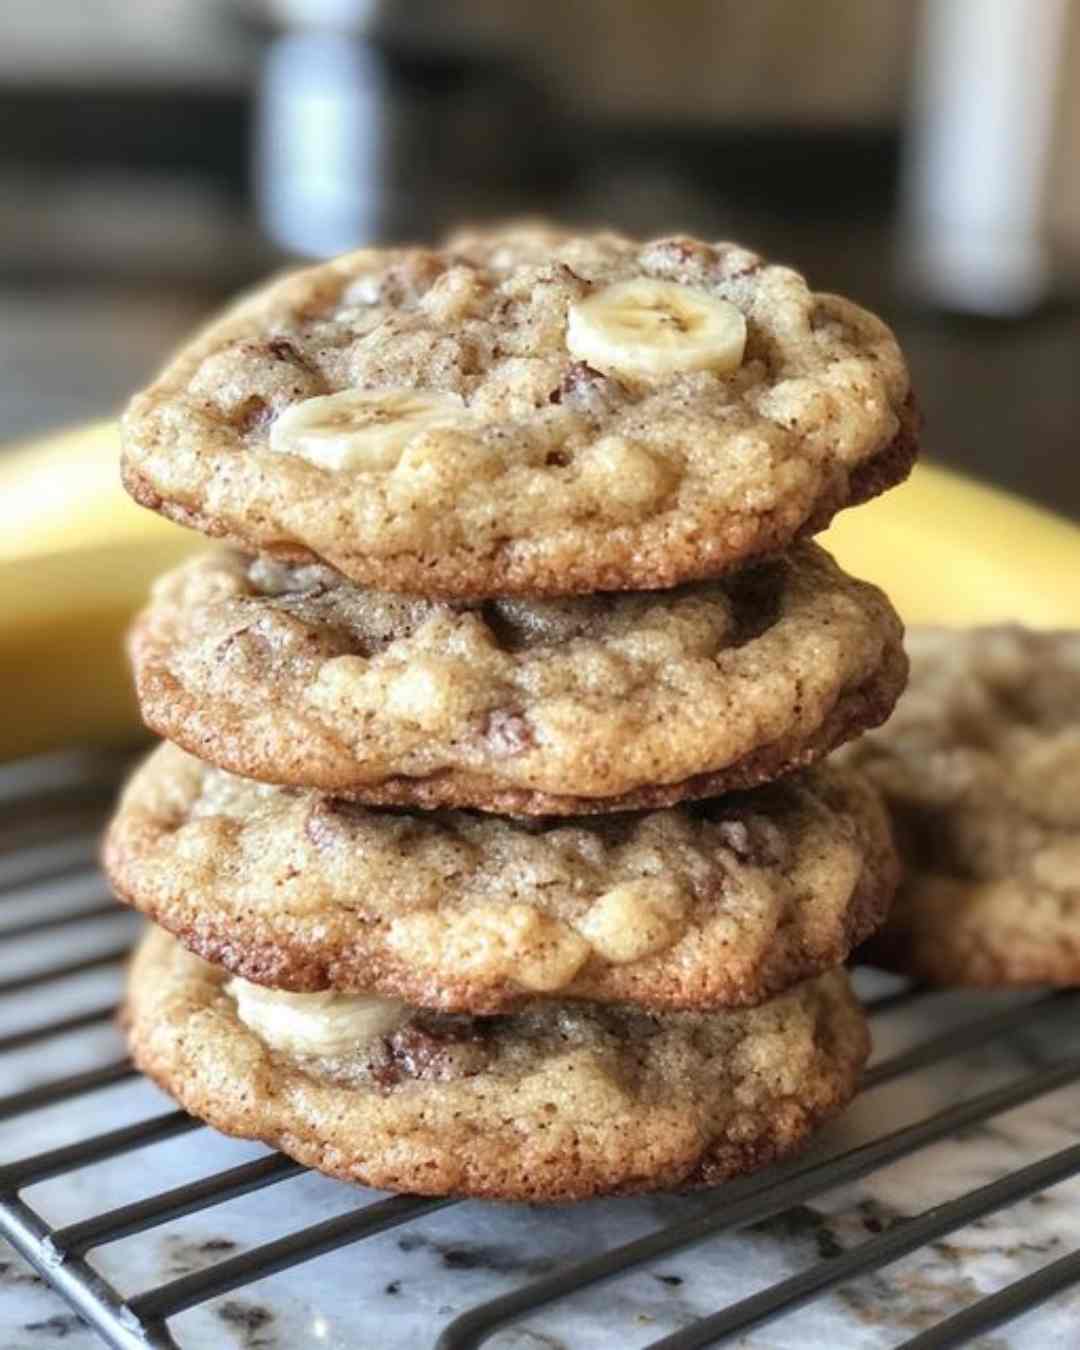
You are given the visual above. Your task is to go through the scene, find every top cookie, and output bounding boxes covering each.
[122,223,917,598]
[846,626,1080,986]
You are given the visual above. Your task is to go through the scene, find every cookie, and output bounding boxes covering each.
[104,742,898,1013]
[125,926,870,1201]
[846,626,1080,987]
[129,542,906,814]
[121,223,916,598]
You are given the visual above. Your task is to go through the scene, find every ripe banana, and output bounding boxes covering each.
[567,279,746,380]
[0,419,201,759]
[0,419,193,561]
[270,388,467,471]
[822,463,1080,628]
[0,537,202,761]
[229,978,408,1055]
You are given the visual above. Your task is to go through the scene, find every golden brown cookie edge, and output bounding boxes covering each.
[129,600,908,817]
[120,399,918,600]
[103,750,901,1013]
[124,928,871,1202]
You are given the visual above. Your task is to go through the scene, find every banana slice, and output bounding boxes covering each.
[229,978,409,1057]
[269,388,466,472]
[566,279,746,381]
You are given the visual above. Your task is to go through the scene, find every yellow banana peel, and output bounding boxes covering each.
[0,419,194,561]
[1,419,1078,761]
[1,538,200,761]
[822,462,1080,627]
[1,421,200,759]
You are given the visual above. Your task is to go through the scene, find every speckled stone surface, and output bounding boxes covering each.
[4,861,1080,1349]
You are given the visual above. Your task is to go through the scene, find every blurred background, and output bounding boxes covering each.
[2,0,1080,515]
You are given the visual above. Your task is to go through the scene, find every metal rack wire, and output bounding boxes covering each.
[3,757,1080,1349]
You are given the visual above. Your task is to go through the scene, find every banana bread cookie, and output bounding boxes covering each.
[846,626,1080,986]
[125,926,870,1201]
[129,542,906,813]
[121,223,917,598]
[105,743,899,1012]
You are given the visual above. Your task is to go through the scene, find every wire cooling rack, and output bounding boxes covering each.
[3,754,1080,1350]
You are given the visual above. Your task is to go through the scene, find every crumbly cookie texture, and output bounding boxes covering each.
[844,626,1080,987]
[126,927,870,1201]
[121,223,916,598]
[130,541,906,813]
[104,742,898,1012]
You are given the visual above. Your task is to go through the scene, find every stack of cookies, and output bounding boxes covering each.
[106,224,918,1202]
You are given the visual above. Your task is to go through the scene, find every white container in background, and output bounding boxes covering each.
[903,0,1071,314]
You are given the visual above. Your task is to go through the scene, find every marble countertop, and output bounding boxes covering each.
[4,833,1080,1349]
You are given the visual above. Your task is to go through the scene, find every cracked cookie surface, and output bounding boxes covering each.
[130,541,906,813]
[122,223,916,597]
[105,742,899,1012]
[845,626,1080,986]
[126,927,870,1201]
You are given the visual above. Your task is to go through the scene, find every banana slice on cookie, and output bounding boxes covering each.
[567,279,746,381]
[229,978,408,1056]
[269,388,466,472]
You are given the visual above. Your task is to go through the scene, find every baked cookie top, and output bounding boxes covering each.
[845,626,1080,986]
[126,927,869,1201]
[121,223,916,597]
[104,742,898,1012]
[130,541,906,814]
